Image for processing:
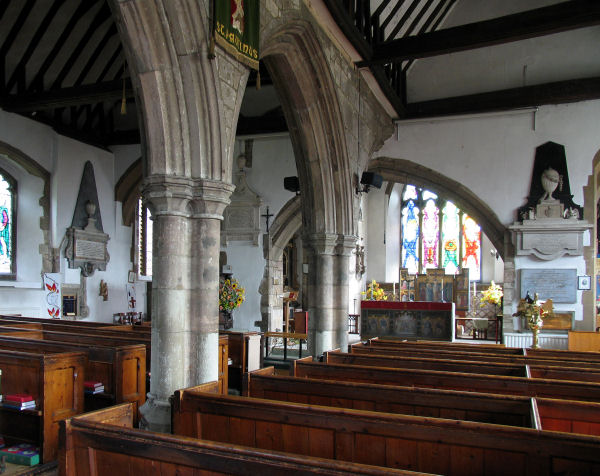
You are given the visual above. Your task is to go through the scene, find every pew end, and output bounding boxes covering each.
[242,366,275,396]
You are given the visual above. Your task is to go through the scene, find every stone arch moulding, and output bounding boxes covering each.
[261,20,354,236]
[259,196,302,332]
[0,141,54,273]
[369,157,507,259]
[115,158,143,227]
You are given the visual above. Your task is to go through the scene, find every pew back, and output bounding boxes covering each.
[60,403,417,476]
[173,388,600,475]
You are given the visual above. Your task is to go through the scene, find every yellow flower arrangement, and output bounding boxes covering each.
[480,281,503,307]
[361,279,388,301]
[219,277,245,312]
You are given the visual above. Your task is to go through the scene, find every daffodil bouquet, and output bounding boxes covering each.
[219,277,245,311]
[480,281,503,307]
[362,279,388,301]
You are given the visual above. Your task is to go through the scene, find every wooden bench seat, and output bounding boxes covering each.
[0,334,146,419]
[244,367,534,427]
[172,385,600,475]
[350,344,600,369]
[0,348,86,463]
[294,358,600,402]
[245,367,600,437]
[326,351,600,383]
[60,403,416,476]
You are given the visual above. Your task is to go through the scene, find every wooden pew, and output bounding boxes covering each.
[0,334,146,418]
[326,350,528,376]
[60,403,415,476]
[245,367,600,437]
[350,344,600,370]
[293,358,600,402]
[0,348,86,463]
[0,325,230,395]
[172,386,600,475]
[325,351,600,383]
[244,367,534,427]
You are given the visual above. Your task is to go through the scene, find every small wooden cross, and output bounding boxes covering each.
[261,206,274,232]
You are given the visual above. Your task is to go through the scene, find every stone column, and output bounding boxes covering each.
[139,177,233,433]
[305,233,357,357]
[188,179,235,385]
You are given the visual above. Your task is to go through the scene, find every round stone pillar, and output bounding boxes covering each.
[139,177,233,433]
[188,179,235,385]
[305,233,357,357]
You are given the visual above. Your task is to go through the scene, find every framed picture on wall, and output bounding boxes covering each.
[578,275,591,290]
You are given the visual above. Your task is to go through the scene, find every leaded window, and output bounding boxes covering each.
[401,185,481,280]
[0,170,16,279]
[137,198,152,278]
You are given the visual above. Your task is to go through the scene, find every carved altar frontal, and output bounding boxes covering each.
[361,301,455,341]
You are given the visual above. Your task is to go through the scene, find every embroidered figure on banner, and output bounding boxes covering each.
[231,0,245,35]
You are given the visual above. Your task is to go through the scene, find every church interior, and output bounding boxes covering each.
[0,0,599,474]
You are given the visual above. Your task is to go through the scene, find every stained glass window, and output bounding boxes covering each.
[462,215,481,281]
[137,198,153,277]
[442,202,460,275]
[400,185,482,280]
[0,172,15,277]
[401,197,419,275]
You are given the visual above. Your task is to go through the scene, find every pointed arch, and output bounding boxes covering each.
[261,21,354,236]
[369,157,506,258]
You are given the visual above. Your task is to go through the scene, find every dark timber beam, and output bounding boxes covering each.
[358,0,600,66]
[1,79,134,112]
[405,76,600,118]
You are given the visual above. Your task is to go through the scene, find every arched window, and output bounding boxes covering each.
[137,198,152,278]
[401,185,481,280]
[0,169,16,279]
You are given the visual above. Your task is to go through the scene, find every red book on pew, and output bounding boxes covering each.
[84,381,103,389]
[4,394,34,403]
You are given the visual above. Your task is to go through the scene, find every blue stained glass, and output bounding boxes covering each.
[401,200,420,274]
[0,176,12,273]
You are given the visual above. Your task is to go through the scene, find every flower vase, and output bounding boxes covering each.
[531,325,540,349]
[219,310,233,330]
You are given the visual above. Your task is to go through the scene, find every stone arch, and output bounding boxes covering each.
[369,157,507,258]
[259,196,302,332]
[115,158,142,227]
[0,141,53,273]
[261,21,354,236]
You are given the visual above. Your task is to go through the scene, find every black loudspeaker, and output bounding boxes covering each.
[360,172,383,190]
[284,176,300,194]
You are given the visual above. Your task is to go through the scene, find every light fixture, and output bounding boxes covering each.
[356,172,383,194]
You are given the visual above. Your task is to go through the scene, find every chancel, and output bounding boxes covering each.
[0,0,599,474]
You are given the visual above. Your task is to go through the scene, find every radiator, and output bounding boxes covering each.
[504,332,568,350]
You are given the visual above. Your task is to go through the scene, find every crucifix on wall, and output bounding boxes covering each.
[262,206,274,232]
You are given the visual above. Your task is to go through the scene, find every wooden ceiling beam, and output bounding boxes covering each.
[1,79,134,112]
[5,0,67,93]
[27,1,97,92]
[404,76,600,118]
[51,3,112,90]
[74,23,117,87]
[359,0,600,66]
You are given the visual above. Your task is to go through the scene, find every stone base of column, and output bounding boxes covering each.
[139,393,172,433]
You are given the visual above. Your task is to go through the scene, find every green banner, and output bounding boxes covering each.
[214,0,259,70]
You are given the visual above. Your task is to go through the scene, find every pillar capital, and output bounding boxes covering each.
[142,175,194,217]
[191,178,235,219]
[335,234,358,256]
[304,233,338,255]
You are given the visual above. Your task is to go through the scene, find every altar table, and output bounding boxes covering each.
[360,301,455,341]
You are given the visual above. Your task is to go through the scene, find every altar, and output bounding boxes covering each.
[361,301,455,341]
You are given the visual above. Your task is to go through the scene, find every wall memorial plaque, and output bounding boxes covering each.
[519,268,577,303]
